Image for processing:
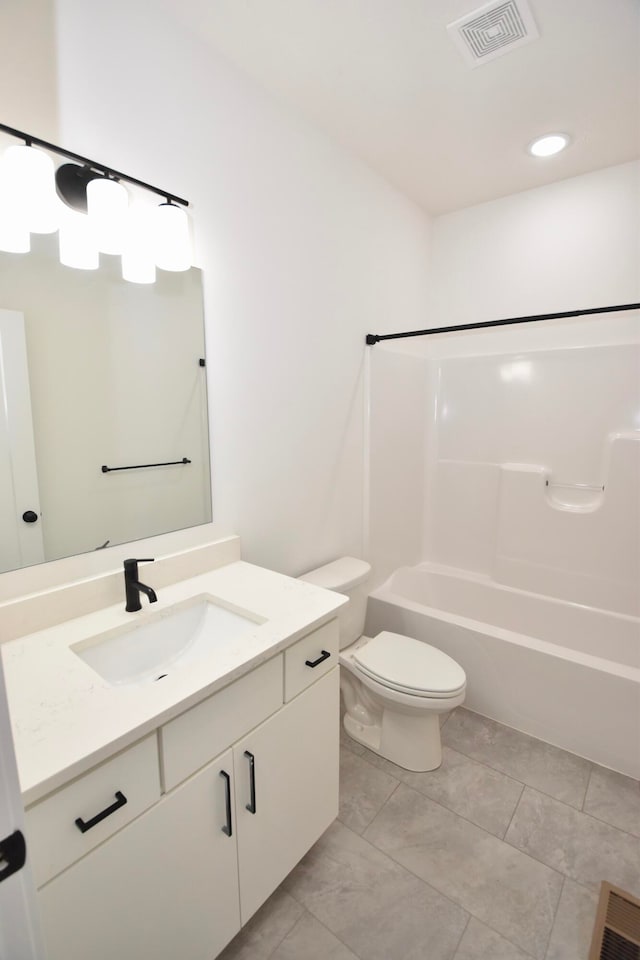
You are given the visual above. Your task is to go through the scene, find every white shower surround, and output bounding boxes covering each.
[366,563,640,778]
[367,315,640,778]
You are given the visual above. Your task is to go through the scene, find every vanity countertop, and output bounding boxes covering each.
[2,560,346,806]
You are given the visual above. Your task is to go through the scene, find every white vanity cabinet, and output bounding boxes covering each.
[29,619,340,960]
[38,748,242,960]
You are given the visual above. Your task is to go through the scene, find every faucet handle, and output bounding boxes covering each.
[123,558,155,577]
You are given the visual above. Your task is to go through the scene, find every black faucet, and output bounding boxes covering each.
[123,558,158,612]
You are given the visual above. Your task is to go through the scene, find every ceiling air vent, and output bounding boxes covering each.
[447,0,539,67]
[589,882,640,960]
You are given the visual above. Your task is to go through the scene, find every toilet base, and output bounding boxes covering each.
[343,709,443,771]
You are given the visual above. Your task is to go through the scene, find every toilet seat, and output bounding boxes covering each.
[352,632,466,699]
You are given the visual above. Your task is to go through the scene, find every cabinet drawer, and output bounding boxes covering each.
[26,734,160,888]
[284,620,339,702]
[161,655,283,791]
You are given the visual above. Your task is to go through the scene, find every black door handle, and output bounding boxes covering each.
[305,650,331,668]
[0,830,26,883]
[244,751,257,814]
[75,791,128,833]
[22,511,38,523]
[220,770,233,837]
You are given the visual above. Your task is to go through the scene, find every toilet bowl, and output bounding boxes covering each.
[299,558,466,771]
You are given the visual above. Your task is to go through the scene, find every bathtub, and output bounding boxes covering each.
[366,563,640,778]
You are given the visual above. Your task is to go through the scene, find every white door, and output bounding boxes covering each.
[0,309,44,573]
[234,669,339,924]
[0,655,45,959]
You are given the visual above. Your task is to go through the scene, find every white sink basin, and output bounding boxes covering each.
[72,596,263,686]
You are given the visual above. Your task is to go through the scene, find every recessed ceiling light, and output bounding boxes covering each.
[528,134,570,157]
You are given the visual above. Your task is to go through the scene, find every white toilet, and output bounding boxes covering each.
[300,557,466,771]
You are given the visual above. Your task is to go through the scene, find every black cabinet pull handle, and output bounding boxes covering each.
[244,751,257,814]
[0,830,26,883]
[74,791,127,833]
[220,770,233,837]
[305,649,331,668]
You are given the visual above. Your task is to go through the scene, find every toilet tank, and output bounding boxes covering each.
[299,557,371,650]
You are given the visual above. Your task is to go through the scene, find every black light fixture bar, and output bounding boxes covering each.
[0,122,189,207]
[365,302,640,345]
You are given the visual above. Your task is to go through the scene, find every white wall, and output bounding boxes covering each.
[0,0,58,140]
[43,0,432,578]
[429,161,640,325]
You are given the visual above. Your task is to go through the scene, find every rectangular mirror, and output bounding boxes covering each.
[0,233,212,573]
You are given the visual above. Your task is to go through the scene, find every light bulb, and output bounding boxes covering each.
[0,143,60,233]
[87,177,129,254]
[58,207,99,270]
[153,202,191,272]
[0,188,30,252]
[122,204,156,283]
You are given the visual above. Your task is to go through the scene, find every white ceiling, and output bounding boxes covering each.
[168,0,640,215]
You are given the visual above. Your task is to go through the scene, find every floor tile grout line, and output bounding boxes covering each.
[338,743,402,836]
[287,814,568,960]
[284,818,474,957]
[266,911,308,960]
[503,782,640,844]
[359,815,555,960]
[579,806,640,840]
[461,914,540,960]
[354,736,526,794]
[359,759,526,844]
[302,908,368,960]
[453,710,640,795]
[450,912,471,959]
[580,762,594,812]
[500,779,526,840]
[358,777,402,836]
[362,777,510,848]
[234,894,303,960]
[499,793,629,893]
[499,833,591,896]
[541,875,567,960]
[439,708,454,731]
[362,776,570,865]
[437,737,597,815]
[349,732,639,844]
[444,709,593,782]
[335,816,477,932]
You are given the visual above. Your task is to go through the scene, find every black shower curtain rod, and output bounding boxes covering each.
[365,302,640,345]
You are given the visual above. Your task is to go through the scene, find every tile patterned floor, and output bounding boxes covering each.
[220,707,640,960]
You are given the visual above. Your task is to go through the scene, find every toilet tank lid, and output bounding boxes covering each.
[299,557,371,591]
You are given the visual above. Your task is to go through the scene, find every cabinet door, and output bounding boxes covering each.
[39,750,240,960]
[234,668,339,924]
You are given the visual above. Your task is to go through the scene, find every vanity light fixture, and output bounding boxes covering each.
[527,133,570,157]
[86,176,129,256]
[58,205,100,270]
[154,201,192,272]
[122,204,157,284]
[0,122,192,280]
[0,183,30,253]
[0,142,60,234]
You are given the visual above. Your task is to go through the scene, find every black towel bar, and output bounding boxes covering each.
[101,458,191,473]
